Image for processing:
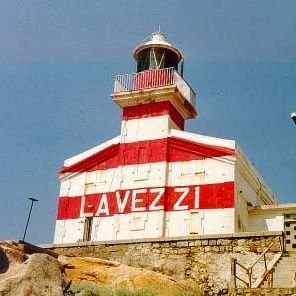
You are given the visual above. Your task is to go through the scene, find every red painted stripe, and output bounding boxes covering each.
[133,69,174,90]
[56,182,234,220]
[60,137,235,173]
[122,101,185,130]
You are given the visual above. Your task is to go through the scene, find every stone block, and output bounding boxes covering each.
[209,240,217,246]
[233,246,245,253]
[204,246,211,252]
[212,246,220,253]
[189,247,199,254]
[194,240,202,246]
[237,239,246,246]
[201,240,209,246]
[219,239,231,246]
[225,246,232,252]
[176,241,188,248]
[177,248,189,255]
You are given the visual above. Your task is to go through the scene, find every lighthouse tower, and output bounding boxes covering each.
[54,32,275,244]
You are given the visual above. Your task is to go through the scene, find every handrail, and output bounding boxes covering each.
[231,233,285,289]
[249,238,279,270]
[114,67,175,93]
[236,261,249,272]
[113,68,196,108]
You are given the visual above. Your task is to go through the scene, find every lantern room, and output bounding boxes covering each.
[134,32,183,74]
[112,32,197,120]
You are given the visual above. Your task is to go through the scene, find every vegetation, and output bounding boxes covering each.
[64,282,157,296]
[64,282,199,296]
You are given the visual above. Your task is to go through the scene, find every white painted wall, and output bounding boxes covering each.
[170,129,236,149]
[234,190,249,232]
[248,212,285,232]
[54,218,85,244]
[54,211,167,243]
[60,172,86,197]
[165,208,235,236]
[168,158,235,187]
[121,115,180,143]
[234,147,277,232]
[202,208,235,234]
[235,170,261,207]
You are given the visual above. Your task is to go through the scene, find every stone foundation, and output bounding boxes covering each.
[42,231,284,295]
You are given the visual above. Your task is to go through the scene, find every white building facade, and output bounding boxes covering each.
[54,32,295,246]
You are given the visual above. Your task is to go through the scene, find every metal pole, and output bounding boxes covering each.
[230,257,237,289]
[22,197,39,242]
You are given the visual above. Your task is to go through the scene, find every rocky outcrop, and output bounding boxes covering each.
[0,242,63,296]
[61,256,200,296]
[0,241,200,295]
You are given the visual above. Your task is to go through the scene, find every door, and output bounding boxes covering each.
[189,211,202,235]
[83,217,93,241]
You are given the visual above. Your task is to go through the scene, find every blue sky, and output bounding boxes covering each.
[0,0,295,244]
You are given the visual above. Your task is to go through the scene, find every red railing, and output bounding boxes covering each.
[114,67,196,107]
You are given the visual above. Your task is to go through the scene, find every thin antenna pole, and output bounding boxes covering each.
[22,197,39,242]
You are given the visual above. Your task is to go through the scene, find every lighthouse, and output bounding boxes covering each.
[54,32,276,244]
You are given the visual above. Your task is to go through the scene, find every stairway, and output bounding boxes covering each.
[272,252,296,288]
[233,253,296,294]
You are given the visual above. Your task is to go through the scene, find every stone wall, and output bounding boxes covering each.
[43,231,284,295]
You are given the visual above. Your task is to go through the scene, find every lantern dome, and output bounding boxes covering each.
[133,32,183,73]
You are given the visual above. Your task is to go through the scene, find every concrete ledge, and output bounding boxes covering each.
[249,203,296,213]
[40,231,283,249]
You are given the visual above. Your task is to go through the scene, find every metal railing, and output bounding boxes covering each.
[113,67,196,107]
[231,234,285,289]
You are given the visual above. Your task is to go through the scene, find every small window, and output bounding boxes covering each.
[292,244,296,249]
[286,223,291,227]
[287,240,291,244]
[286,231,291,235]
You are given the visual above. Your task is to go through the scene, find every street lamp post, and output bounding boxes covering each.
[22,197,39,242]
[291,111,296,125]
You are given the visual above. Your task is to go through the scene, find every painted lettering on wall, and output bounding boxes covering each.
[57,182,234,220]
